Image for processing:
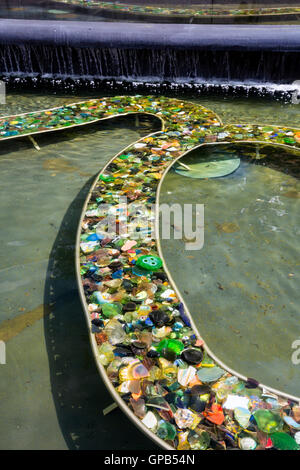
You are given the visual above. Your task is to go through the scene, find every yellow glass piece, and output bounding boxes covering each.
[137,305,152,316]
[177,431,190,451]
[148,366,162,382]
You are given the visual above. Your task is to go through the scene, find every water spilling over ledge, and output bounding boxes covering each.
[2,75,300,105]
[0,20,299,84]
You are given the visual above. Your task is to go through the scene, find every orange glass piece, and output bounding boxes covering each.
[203,404,225,425]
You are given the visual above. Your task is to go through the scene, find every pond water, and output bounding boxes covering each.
[0,90,299,449]
[160,143,300,397]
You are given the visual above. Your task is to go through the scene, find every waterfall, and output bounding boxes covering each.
[0,20,299,85]
[0,44,299,83]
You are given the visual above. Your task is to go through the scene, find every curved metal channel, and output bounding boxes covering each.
[75,131,174,450]
[76,133,300,449]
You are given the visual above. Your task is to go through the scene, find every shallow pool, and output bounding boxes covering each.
[0,90,299,448]
[160,143,300,396]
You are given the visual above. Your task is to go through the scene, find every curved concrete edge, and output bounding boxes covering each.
[0,20,300,51]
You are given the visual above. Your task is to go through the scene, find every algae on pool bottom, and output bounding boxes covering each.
[0,91,298,448]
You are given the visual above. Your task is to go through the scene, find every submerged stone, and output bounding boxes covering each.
[149,310,170,327]
[136,254,163,271]
[174,408,200,430]
[197,366,225,383]
[98,343,114,366]
[104,318,126,345]
[119,360,150,382]
[102,303,122,318]
[141,411,158,431]
[253,409,283,434]
[156,338,185,355]
[123,302,137,312]
[130,397,146,419]
[270,432,300,450]
[188,430,210,450]
[181,348,203,365]
[177,366,196,387]
[239,437,257,450]
[234,407,251,428]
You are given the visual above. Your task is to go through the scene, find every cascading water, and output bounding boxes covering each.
[0,19,299,91]
[0,43,299,84]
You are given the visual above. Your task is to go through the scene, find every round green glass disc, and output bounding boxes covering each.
[136,255,163,271]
